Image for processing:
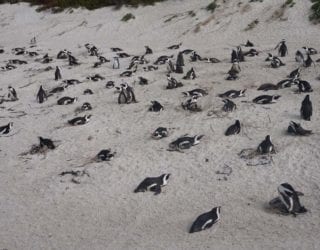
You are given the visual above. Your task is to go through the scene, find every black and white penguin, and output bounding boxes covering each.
[304,47,318,55]
[68,54,79,66]
[54,66,62,81]
[81,102,92,111]
[120,65,137,77]
[303,54,314,67]
[111,47,122,52]
[183,67,196,80]
[49,85,67,94]
[190,51,202,62]
[218,89,246,99]
[257,135,275,154]
[63,79,82,85]
[145,45,153,55]
[257,83,279,91]
[138,76,148,85]
[167,42,182,50]
[57,96,77,105]
[182,96,201,112]
[106,81,115,89]
[189,207,221,233]
[96,149,116,161]
[277,183,307,216]
[152,127,168,139]
[253,95,281,104]
[176,52,184,66]
[225,120,241,136]
[118,83,137,104]
[9,59,27,65]
[36,85,47,104]
[182,88,208,97]
[8,86,18,101]
[287,121,312,136]
[245,40,254,47]
[134,174,170,195]
[99,56,109,63]
[175,64,183,74]
[277,78,294,89]
[275,39,288,57]
[83,89,94,95]
[169,135,204,151]
[154,55,174,65]
[87,74,105,81]
[203,57,220,63]
[27,51,39,57]
[265,53,274,61]
[39,136,55,150]
[222,99,237,112]
[117,52,130,58]
[113,57,120,69]
[296,79,313,93]
[300,95,312,121]
[149,101,164,112]
[231,47,244,62]
[271,56,285,68]
[166,74,183,89]
[288,67,301,79]
[0,122,13,135]
[228,61,241,76]
[68,115,91,126]
[57,50,69,59]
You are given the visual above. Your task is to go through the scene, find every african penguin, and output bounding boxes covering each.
[183,67,196,80]
[54,66,62,81]
[300,95,312,121]
[181,96,201,112]
[39,137,55,150]
[57,97,77,105]
[287,121,312,136]
[0,122,13,135]
[83,89,94,95]
[296,79,313,93]
[152,127,168,139]
[106,81,115,89]
[253,95,281,104]
[169,135,204,152]
[189,207,221,233]
[222,99,237,112]
[218,89,246,99]
[8,86,18,101]
[182,88,208,97]
[68,115,91,126]
[257,83,279,91]
[225,120,241,136]
[134,174,171,195]
[257,135,275,154]
[36,85,47,104]
[96,149,116,161]
[167,42,182,50]
[275,39,288,57]
[145,46,153,55]
[149,101,164,112]
[81,102,92,111]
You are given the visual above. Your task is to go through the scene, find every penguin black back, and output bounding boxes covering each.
[189,207,221,233]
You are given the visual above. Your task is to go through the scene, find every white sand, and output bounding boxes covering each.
[0,0,320,249]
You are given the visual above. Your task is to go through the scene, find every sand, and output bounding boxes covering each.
[0,0,320,249]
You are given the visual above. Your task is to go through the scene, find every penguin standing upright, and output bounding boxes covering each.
[257,135,275,154]
[300,95,312,121]
[54,66,62,81]
[175,52,184,74]
[113,57,120,69]
[36,85,47,104]
[275,39,288,57]
[8,86,18,101]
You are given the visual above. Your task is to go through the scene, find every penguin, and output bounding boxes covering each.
[296,79,313,93]
[169,135,204,151]
[300,95,312,121]
[277,183,307,216]
[305,47,317,55]
[68,115,91,126]
[167,42,182,50]
[39,136,55,150]
[271,57,285,68]
[181,96,201,112]
[134,174,170,195]
[303,54,314,67]
[112,57,120,69]
[225,120,241,136]
[222,99,237,112]
[36,85,47,104]
[166,74,183,89]
[111,47,122,52]
[245,40,254,47]
[27,51,39,57]
[275,39,288,57]
[68,54,79,66]
[0,122,13,135]
[99,56,109,63]
[257,83,279,91]
[243,48,259,57]
[145,45,153,55]
[9,59,27,65]
[106,81,115,89]
[218,89,246,99]
[183,67,196,80]
[138,76,148,85]
[0,49,4,54]
[231,49,238,63]
[57,96,77,105]
[276,78,294,89]
[237,46,245,62]
[83,89,94,95]
[287,121,312,136]
[152,127,168,139]
[203,57,221,63]
[87,74,105,81]
[265,53,274,61]
[120,66,137,77]
[182,88,208,97]
[8,86,18,101]
[54,66,62,81]
[288,67,301,79]
[190,51,202,62]
[81,102,92,111]
[154,55,174,65]
[226,73,239,81]
[295,48,307,63]
[166,59,175,73]
[89,46,98,56]
[175,64,183,74]
[118,83,136,104]
[63,79,82,85]
[149,101,164,112]
[117,52,130,58]
[57,50,69,59]
[228,61,241,75]
[96,149,116,161]
[253,95,281,104]
[143,65,158,71]
[118,87,128,104]
[49,85,67,94]
[257,135,275,154]
[176,52,184,66]
[189,207,221,234]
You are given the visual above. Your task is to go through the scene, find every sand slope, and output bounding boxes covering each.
[0,0,320,249]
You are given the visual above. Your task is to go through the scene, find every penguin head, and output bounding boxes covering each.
[265,135,271,142]
[304,94,310,102]
[235,120,240,126]
[84,115,92,120]
[161,174,171,185]
[273,95,281,100]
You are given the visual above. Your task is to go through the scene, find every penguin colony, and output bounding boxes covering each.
[0,35,317,235]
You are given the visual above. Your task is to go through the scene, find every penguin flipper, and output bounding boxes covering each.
[151,185,162,195]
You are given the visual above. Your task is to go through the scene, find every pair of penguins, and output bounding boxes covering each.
[134,173,221,233]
